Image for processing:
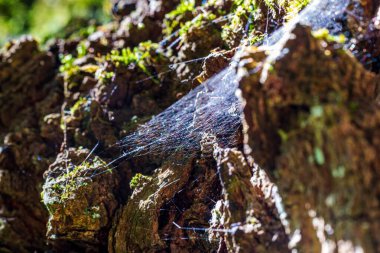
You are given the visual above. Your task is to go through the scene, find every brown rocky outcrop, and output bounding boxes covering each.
[0,0,379,252]
[238,24,380,252]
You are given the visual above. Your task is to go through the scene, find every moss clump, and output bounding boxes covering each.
[178,12,217,37]
[263,0,278,15]
[312,28,346,44]
[163,0,196,36]
[59,54,79,77]
[262,0,310,20]
[84,206,101,220]
[283,0,311,21]
[70,97,90,116]
[76,41,88,58]
[221,0,260,47]
[67,24,97,40]
[46,156,108,203]
[121,115,152,135]
[95,68,114,83]
[106,41,159,74]
[130,173,152,190]
[60,96,92,132]
[55,42,98,82]
[167,0,196,19]
[59,41,93,79]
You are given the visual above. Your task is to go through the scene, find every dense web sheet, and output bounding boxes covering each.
[86,0,376,247]
[79,0,366,245]
[117,65,241,159]
[92,0,353,176]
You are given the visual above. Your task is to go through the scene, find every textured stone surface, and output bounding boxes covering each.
[0,36,61,252]
[239,24,380,252]
[213,147,289,253]
[0,0,379,252]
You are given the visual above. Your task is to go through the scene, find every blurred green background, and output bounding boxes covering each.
[0,0,111,45]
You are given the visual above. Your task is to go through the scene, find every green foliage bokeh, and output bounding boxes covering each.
[0,0,111,44]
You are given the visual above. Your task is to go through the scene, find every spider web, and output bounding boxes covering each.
[85,0,372,248]
[117,64,241,160]
[106,0,351,167]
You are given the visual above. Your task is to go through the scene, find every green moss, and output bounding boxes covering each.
[70,97,89,115]
[59,54,79,75]
[312,28,346,44]
[95,68,115,83]
[51,157,107,203]
[104,41,160,82]
[211,208,222,221]
[69,24,97,40]
[283,0,311,21]
[178,13,213,37]
[278,129,289,142]
[247,216,259,225]
[222,0,261,45]
[247,33,265,45]
[59,42,93,79]
[130,173,152,190]
[84,206,101,220]
[314,147,325,166]
[260,0,311,20]
[76,41,88,58]
[163,0,196,36]
[264,0,277,15]
[332,165,346,178]
[168,0,195,18]
[311,105,324,118]
[63,159,104,181]
[107,46,150,73]
[122,115,151,134]
[219,0,310,45]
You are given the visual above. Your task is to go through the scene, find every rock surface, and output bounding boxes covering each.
[0,0,379,252]
[239,24,380,252]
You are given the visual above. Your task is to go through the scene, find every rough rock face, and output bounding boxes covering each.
[238,24,380,252]
[0,37,62,252]
[42,148,119,251]
[107,153,219,252]
[212,147,289,252]
[0,0,379,252]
